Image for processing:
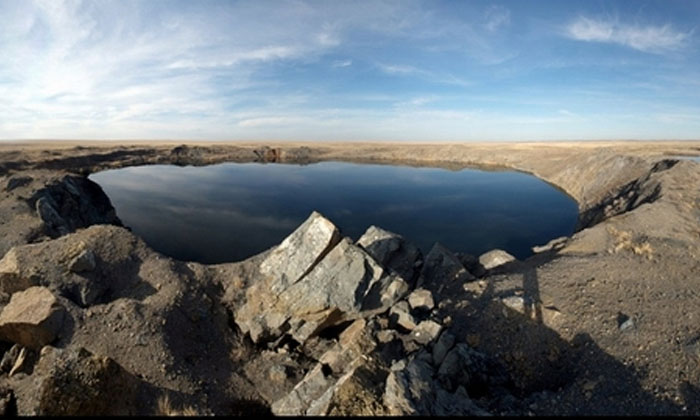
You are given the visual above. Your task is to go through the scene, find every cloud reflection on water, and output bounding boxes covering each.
[91,161,578,264]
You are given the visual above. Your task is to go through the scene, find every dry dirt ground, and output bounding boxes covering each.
[0,140,699,415]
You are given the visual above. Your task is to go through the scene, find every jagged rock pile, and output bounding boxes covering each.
[225,212,518,415]
[0,202,520,415]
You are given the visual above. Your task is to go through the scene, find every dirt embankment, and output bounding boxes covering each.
[0,140,698,415]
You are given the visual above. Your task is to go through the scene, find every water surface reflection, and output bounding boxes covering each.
[90,161,578,264]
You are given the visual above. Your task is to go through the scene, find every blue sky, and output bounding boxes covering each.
[1,0,698,141]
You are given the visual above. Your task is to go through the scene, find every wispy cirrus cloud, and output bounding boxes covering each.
[565,16,692,53]
[332,59,353,68]
[483,5,511,32]
[377,63,470,87]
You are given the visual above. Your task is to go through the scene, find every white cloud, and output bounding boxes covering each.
[377,63,425,75]
[377,63,470,87]
[484,5,511,32]
[565,16,691,53]
[237,116,310,128]
[332,59,353,68]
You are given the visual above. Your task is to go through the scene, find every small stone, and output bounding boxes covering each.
[411,320,442,345]
[619,318,634,331]
[617,312,634,331]
[376,329,398,344]
[8,347,27,377]
[389,302,417,331]
[502,296,528,314]
[478,249,516,270]
[531,236,568,253]
[268,364,288,383]
[407,289,435,311]
[5,176,32,192]
[0,344,22,373]
[68,249,96,273]
[582,380,596,391]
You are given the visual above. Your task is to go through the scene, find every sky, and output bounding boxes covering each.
[0,0,699,141]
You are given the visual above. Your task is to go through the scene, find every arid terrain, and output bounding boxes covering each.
[0,140,699,415]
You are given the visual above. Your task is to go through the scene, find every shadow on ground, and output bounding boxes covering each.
[445,252,692,416]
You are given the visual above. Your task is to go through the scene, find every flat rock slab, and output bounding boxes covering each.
[0,286,65,349]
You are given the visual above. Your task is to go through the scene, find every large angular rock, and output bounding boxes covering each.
[272,319,378,416]
[30,175,121,238]
[0,287,65,349]
[235,212,341,342]
[268,238,400,344]
[237,215,409,344]
[260,211,341,294]
[318,319,376,374]
[356,226,422,283]
[0,227,145,308]
[419,243,474,297]
[384,350,490,416]
[271,363,334,415]
[478,249,516,270]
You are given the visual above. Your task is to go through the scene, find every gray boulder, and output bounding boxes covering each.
[419,243,475,297]
[236,213,409,345]
[235,211,341,342]
[272,319,378,415]
[356,225,422,283]
[384,350,489,416]
[259,211,341,294]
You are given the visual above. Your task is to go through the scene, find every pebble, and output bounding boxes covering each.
[619,318,634,331]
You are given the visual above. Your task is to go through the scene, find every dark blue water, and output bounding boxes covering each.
[90,161,579,264]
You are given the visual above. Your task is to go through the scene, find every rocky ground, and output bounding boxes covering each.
[0,140,698,415]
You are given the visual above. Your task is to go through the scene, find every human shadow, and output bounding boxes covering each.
[443,251,691,415]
